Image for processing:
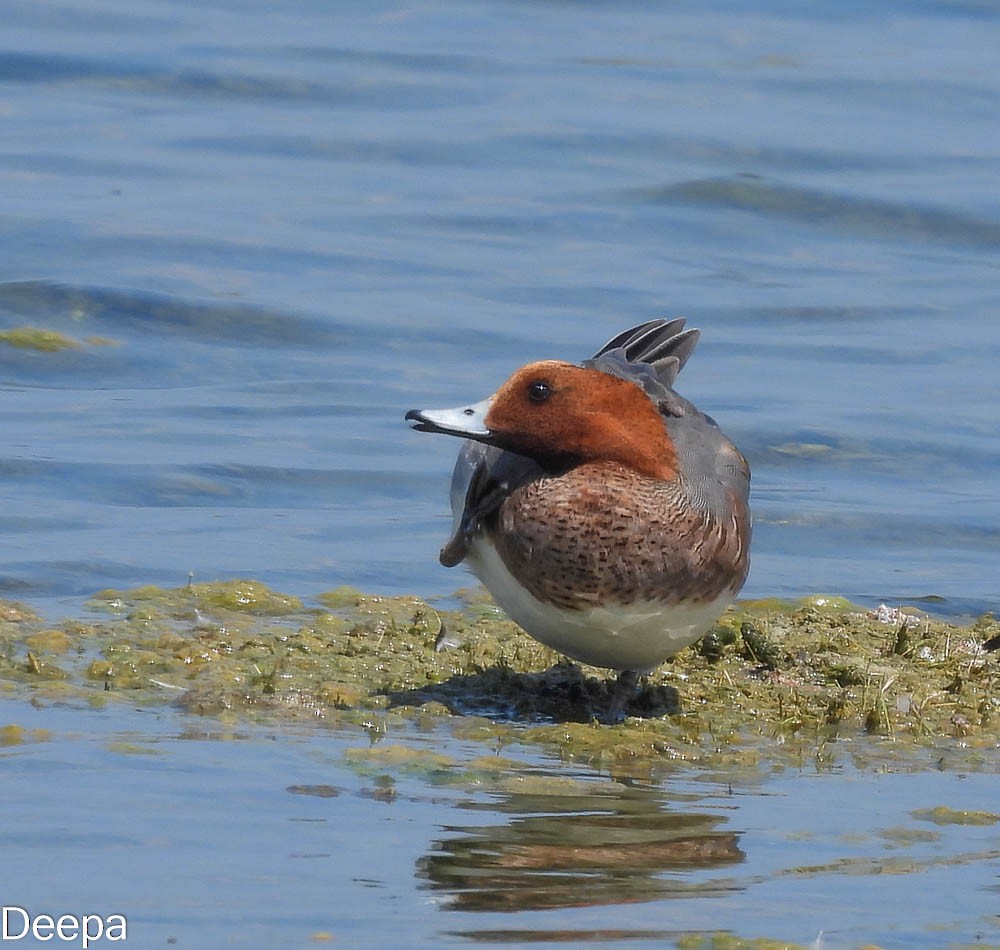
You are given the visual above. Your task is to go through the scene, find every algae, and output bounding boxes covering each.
[0,326,81,351]
[0,581,997,775]
[911,806,999,826]
[0,723,53,746]
[676,937,813,950]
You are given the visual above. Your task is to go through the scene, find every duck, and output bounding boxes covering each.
[405,318,751,718]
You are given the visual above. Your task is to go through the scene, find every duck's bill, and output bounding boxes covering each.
[405,397,493,442]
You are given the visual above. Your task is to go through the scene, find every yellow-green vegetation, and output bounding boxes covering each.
[676,937,814,950]
[0,581,998,772]
[676,939,889,950]
[0,326,81,351]
[0,325,117,351]
[911,805,999,826]
[0,723,52,745]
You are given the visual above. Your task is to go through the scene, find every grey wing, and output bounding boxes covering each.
[588,318,701,389]
[590,319,747,515]
[439,442,545,567]
[584,319,702,413]
[666,407,751,519]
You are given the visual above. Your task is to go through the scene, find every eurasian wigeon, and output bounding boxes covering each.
[406,319,751,716]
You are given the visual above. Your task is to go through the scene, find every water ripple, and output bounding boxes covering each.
[0,49,475,107]
[632,175,1000,248]
[0,280,337,345]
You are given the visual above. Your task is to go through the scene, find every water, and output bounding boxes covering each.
[1,1,999,946]
[0,0,997,619]
[4,704,1000,949]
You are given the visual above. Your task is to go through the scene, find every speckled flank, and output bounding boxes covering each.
[490,459,749,611]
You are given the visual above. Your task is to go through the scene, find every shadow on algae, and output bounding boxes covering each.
[0,578,998,777]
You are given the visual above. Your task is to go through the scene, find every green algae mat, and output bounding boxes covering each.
[2,580,998,772]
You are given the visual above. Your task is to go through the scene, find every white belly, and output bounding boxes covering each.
[466,535,733,673]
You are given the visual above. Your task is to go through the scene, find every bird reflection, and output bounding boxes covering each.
[418,781,744,912]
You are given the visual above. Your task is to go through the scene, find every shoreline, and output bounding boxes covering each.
[2,580,998,771]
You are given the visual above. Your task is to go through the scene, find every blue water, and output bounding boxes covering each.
[0,0,997,619]
[2,1,1000,947]
[4,703,1000,949]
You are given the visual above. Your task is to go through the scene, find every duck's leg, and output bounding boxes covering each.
[605,669,641,723]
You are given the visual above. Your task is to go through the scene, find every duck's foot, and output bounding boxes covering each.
[603,669,642,724]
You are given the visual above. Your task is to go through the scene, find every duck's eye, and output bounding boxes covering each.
[527,380,552,404]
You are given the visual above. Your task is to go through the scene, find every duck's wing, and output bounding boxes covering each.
[592,319,750,519]
[439,441,544,567]
[587,318,700,388]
